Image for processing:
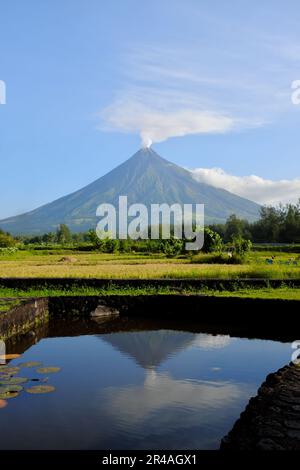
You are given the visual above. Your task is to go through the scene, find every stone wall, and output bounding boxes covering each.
[1,294,298,343]
[221,364,300,450]
[0,298,49,340]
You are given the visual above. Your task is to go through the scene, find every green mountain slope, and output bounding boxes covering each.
[0,148,260,234]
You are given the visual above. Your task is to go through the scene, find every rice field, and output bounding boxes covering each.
[0,250,299,279]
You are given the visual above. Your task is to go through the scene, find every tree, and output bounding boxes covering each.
[248,202,300,243]
[251,206,281,243]
[56,224,72,244]
[88,229,104,250]
[224,214,252,242]
[88,229,119,252]
[209,223,226,240]
[0,230,16,247]
[279,202,300,243]
[42,232,56,244]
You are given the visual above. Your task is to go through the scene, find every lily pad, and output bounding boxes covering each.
[0,385,23,399]
[0,367,20,375]
[0,385,23,393]
[25,385,55,394]
[0,392,19,399]
[19,361,42,368]
[36,367,61,374]
[0,377,28,385]
[0,375,11,381]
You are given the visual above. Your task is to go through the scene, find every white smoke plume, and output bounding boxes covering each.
[101,101,235,146]
[191,167,300,205]
[142,137,153,148]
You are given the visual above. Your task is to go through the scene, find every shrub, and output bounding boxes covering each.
[103,238,120,253]
[0,230,16,248]
[191,252,247,265]
[232,236,252,256]
[0,247,18,255]
[202,228,224,253]
[159,238,185,257]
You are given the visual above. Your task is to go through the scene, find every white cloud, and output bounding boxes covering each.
[102,370,246,427]
[98,24,300,146]
[192,334,232,349]
[98,40,272,146]
[191,167,300,205]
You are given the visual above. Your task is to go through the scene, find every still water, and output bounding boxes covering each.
[0,318,291,449]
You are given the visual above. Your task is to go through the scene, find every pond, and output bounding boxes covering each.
[0,316,291,450]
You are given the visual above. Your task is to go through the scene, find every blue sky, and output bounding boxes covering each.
[1,0,300,219]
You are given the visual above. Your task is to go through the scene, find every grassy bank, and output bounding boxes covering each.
[0,298,22,312]
[0,285,300,300]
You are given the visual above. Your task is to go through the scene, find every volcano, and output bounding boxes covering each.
[0,147,260,234]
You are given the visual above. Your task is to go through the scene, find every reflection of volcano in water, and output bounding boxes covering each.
[99,330,196,369]
[97,331,239,449]
[99,330,231,370]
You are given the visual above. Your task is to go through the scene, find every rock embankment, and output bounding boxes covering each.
[0,298,49,340]
[221,363,300,450]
